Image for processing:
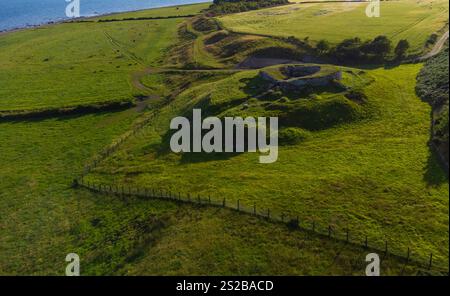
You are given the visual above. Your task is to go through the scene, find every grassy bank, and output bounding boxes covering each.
[85,64,449,265]
[218,0,449,55]
[0,5,208,112]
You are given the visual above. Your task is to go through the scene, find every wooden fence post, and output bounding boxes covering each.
[428,253,433,269]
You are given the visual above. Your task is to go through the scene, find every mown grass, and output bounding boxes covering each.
[85,64,449,266]
[218,0,449,55]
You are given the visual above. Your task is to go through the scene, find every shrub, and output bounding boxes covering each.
[361,35,392,57]
[209,0,289,15]
[316,40,330,54]
[394,39,410,59]
[278,127,310,145]
[416,47,449,163]
[426,33,438,46]
[333,37,364,61]
[331,35,393,63]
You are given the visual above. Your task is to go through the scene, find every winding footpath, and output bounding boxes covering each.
[420,31,449,60]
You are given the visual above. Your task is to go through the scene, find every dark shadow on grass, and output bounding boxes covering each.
[0,100,134,123]
[154,118,242,164]
[423,144,449,187]
[180,151,241,164]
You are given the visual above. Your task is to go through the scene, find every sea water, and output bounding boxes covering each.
[0,0,209,32]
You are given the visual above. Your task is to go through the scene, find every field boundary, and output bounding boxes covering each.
[74,176,448,274]
[0,99,134,122]
[97,15,197,23]
[72,111,449,274]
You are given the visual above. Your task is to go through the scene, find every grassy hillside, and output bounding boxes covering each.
[0,109,139,274]
[84,64,449,266]
[0,5,206,113]
[0,106,421,275]
[218,0,449,55]
[92,2,211,21]
[0,1,448,276]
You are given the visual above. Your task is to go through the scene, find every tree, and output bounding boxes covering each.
[394,39,410,59]
[316,40,330,54]
[367,35,392,57]
[335,37,363,61]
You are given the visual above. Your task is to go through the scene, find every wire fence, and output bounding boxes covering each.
[74,110,448,274]
[74,178,448,273]
[78,112,156,178]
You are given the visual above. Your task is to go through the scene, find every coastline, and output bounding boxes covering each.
[0,1,209,37]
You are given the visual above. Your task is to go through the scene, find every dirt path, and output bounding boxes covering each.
[420,30,449,60]
[236,56,303,69]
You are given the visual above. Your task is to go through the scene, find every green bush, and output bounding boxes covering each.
[416,47,449,162]
[278,127,310,145]
[209,0,289,15]
[416,48,449,106]
[395,39,410,59]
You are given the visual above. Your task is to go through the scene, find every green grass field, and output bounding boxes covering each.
[0,106,421,275]
[92,2,211,21]
[0,1,448,275]
[0,4,209,113]
[218,0,449,55]
[84,63,449,266]
[0,109,139,274]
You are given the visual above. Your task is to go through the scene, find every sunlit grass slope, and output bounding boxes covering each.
[92,2,211,21]
[85,64,449,265]
[0,5,207,112]
[218,0,449,54]
[0,108,420,275]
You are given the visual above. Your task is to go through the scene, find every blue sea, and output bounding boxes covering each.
[0,0,209,32]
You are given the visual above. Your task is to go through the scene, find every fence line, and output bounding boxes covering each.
[74,177,448,273]
[74,110,448,274]
[78,111,156,178]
